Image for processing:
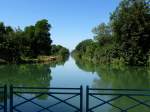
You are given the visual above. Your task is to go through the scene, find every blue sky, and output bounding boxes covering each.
[0,0,120,50]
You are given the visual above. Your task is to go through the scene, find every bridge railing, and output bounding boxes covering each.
[86,86,150,112]
[0,85,150,112]
[10,85,83,112]
[0,85,7,112]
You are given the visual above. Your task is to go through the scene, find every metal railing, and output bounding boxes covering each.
[0,85,150,112]
[86,86,150,112]
[10,85,83,112]
[0,85,7,112]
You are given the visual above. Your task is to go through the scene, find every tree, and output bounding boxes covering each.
[75,39,94,53]
[51,44,69,58]
[73,39,98,60]
[111,0,150,65]
[73,0,150,65]
[0,22,6,42]
[92,23,112,46]
[0,19,69,63]
[33,19,52,56]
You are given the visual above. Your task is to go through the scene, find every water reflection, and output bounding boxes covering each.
[74,57,150,112]
[74,57,150,89]
[0,56,69,103]
[94,65,150,89]
[0,56,69,87]
[0,55,150,111]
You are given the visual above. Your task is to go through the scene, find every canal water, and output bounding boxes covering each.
[0,56,150,112]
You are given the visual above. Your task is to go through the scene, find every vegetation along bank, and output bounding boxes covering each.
[72,0,150,66]
[0,19,69,64]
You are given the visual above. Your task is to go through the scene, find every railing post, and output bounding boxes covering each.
[10,85,13,112]
[4,85,7,112]
[86,86,89,112]
[80,85,83,112]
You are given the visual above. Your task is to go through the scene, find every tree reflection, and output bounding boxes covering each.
[73,57,150,89]
[0,56,69,102]
[50,55,69,68]
[73,57,150,112]
[0,64,51,87]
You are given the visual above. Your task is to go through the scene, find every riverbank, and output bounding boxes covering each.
[0,55,69,64]
[21,56,57,63]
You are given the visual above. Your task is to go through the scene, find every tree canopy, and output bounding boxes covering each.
[73,0,150,66]
[0,19,69,63]
[111,0,150,65]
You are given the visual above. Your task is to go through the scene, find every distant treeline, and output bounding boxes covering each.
[72,0,150,66]
[0,19,69,63]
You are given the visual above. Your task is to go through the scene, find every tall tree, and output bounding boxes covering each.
[111,0,150,65]
[92,23,112,46]
[33,19,52,56]
[0,22,6,42]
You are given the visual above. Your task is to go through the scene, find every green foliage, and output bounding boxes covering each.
[73,57,150,112]
[73,0,150,66]
[92,23,112,46]
[0,19,69,63]
[111,0,150,65]
[33,19,52,56]
[72,39,98,60]
[51,45,69,58]
[72,29,114,63]
[74,57,150,89]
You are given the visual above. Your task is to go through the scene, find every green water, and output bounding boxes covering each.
[0,56,150,112]
[0,57,150,88]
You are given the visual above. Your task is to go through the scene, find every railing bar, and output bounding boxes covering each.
[125,99,150,111]
[80,85,83,112]
[127,96,150,108]
[87,110,94,112]
[4,85,7,112]
[86,86,89,112]
[15,94,53,112]
[10,85,13,112]
[13,91,80,94]
[48,94,80,110]
[89,88,150,91]
[89,95,122,111]
[73,110,79,112]
[37,94,79,112]
[13,87,80,89]
[89,93,150,96]
[13,93,45,108]
[36,106,54,112]
[49,87,80,89]
[74,110,83,112]
[91,95,124,111]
